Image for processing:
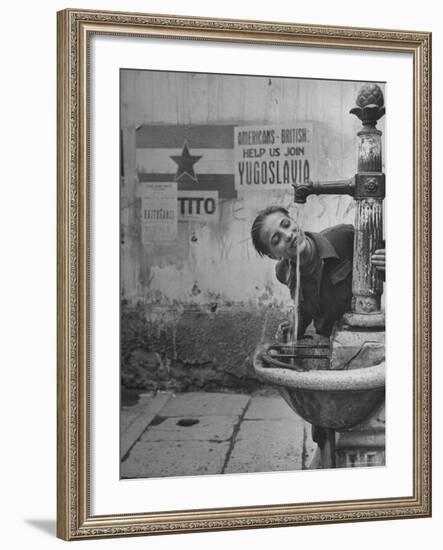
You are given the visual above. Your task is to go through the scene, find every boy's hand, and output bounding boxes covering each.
[275,321,292,343]
[371,249,385,272]
[275,321,312,343]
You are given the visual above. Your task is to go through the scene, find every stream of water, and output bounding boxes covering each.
[291,204,305,347]
[293,242,301,346]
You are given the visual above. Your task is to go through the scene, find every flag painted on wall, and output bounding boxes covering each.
[136,125,237,201]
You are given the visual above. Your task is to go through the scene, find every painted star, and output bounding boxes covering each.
[170,142,202,183]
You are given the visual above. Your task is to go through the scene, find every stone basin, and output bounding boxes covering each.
[253,343,385,430]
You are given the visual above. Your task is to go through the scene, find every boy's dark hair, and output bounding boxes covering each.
[250,206,290,258]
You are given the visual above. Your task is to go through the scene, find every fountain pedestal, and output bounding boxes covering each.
[336,403,385,468]
[330,326,386,469]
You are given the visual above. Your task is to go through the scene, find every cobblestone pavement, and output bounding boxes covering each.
[121,391,316,479]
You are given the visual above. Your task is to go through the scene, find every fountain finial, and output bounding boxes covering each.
[350,83,385,127]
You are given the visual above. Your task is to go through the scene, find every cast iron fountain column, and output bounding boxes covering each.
[292,83,386,328]
[346,84,385,326]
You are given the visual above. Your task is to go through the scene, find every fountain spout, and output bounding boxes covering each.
[293,178,356,204]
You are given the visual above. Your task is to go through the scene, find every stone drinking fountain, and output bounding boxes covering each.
[253,83,386,468]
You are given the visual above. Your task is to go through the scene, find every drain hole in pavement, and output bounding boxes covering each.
[177,418,200,427]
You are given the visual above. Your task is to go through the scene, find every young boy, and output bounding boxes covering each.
[250,205,385,339]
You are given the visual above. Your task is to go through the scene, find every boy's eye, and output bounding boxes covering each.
[281,219,290,228]
[271,234,280,246]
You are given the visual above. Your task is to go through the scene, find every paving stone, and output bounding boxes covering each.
[244,396,295,419]
[121,395,155,432]
[121,392,317,478]
[224,418,305,474]
[160,392,250,417]
[121,410,136,433]
[141,415,237,442]
[121,440,230,478]
[120,393,172,458]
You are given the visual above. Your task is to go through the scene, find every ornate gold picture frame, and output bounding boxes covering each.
[57,8,431,540]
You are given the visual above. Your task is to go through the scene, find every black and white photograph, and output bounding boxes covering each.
[119,70,386,479]
[1,0,437,545]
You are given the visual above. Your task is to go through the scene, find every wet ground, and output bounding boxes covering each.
[120,391,316,478]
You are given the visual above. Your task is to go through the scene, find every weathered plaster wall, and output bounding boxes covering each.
[120,72,385,390]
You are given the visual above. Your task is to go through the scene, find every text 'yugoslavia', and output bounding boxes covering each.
[237,158,310,185]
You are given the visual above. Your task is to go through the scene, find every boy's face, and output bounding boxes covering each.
[260,211,307,260]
